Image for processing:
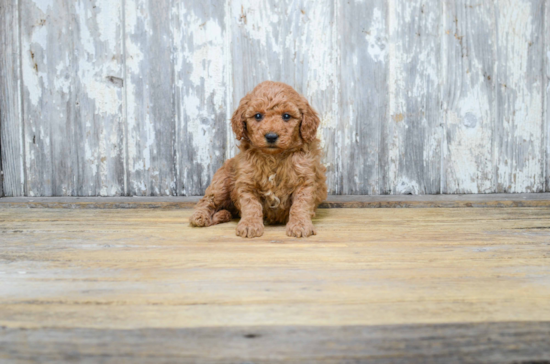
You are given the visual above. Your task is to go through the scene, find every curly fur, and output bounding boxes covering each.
[189,81,327,238]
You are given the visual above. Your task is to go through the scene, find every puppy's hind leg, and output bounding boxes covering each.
[189,166,233,227]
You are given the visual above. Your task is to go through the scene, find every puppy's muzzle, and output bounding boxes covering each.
[265,132,279,144]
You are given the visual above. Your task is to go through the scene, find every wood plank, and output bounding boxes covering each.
[1,322,549,363]
[0,207,549,329]
[494,0,545,193]
[229,0,338,191]
[545,0,550,192]
[0,207,550,361]
[382,0,442,195]
[19,0,125,197]
[3,193,550,209]
[0,0,25,196]
[172,0,228,196]
[20,0,74,196]
[441,0,495,194]
[337,0,386,194]
[124,0,176,196]
[72,0,125,196]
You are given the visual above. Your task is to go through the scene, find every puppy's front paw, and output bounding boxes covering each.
[286,219,316,238]
[236,219,264,238]
[189,210,212,227]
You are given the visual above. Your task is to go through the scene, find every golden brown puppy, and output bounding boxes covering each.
[189,81,327,238]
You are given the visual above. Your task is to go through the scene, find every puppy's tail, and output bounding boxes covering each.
[211,210,233,225]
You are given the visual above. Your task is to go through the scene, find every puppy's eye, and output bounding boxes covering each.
[254,113,263,121]
[282,113,291,121]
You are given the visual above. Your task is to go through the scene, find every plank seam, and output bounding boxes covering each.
[543,0,548,192]
[17,0,26,196]
[122,0,129,196]
[439,0,445,195]
[386,0,393,195]
[334,0,341,195]
[171,0,178,197]
[490,3,498,193]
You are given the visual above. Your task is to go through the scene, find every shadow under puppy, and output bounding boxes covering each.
[190,81,327,238]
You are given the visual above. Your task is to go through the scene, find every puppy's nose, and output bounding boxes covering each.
[265,132,279,143]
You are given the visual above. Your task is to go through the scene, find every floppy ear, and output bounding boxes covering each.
[300,97,320,143]
[231,94,251,140]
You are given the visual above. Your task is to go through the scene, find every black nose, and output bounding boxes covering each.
[265,132,279,143]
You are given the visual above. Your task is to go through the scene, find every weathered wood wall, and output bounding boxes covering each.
[0,0,549,196]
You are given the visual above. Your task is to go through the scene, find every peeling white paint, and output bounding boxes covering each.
[496,0,543,192]
[22,18,49,108]
[232,0,281,56]
[124,0,148,181]
[182,14,225,109]
[8,0,548,197]
[95,0,122,52]
[365,8,387,63]
[174,4,228,192]
[395,177,420,195]
[33,0,54,14]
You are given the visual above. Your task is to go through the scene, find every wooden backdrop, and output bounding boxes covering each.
[1,0,549,197]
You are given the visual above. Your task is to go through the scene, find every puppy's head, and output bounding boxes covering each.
[231,81,320,153]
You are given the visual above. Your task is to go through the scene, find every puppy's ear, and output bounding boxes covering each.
[231,94,251,140]
[300,97,320,143]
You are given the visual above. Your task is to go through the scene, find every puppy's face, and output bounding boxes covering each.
[231,81,320,153]
[243,99,302,153]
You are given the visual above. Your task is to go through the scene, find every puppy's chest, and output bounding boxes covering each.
[256,171,295,212]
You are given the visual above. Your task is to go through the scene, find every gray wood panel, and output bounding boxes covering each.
[338,0,386,195]
[124,0,176,196]
[72,0,126,196]
[494,0,544,193]
[0,0,25,197]
[173,0,228,196]
[441,0,496,194]
[20,0,76,196]
[545,0,550,192]
[2,0,550,196]
[19,0,125,196]
[382,0,442,195]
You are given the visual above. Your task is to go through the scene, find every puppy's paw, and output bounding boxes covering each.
[286,219,316,238]
[236,219,264,238]
[189,210,212,227]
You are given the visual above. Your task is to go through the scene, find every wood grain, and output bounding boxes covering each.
[72,0,125,197]
[18,0,125,197]
[0,0,25,197]
[494,0,545,193]
[0,207,549,361]
[124,0,176,196]
[337,0,386,195]
[173,0,228,196]
[545,0,550,192]
[441,0,495,194]
[2,0,550,197]
[383,0,442,195]
[20,0,72,196]
[2,323,550,363]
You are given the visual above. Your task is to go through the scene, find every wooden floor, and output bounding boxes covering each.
[1,206,550,363]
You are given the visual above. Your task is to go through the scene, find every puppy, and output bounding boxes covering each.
[189,81,327,238]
